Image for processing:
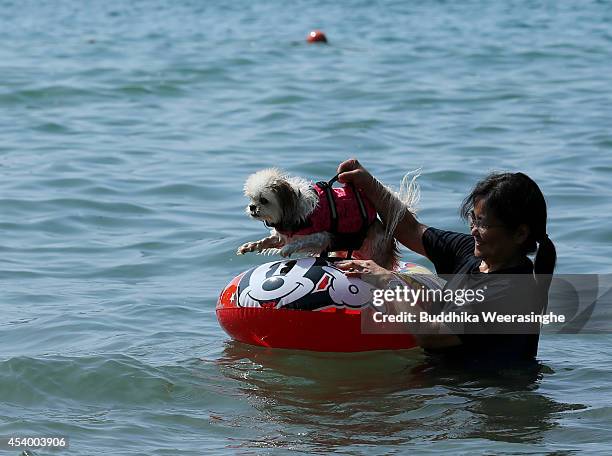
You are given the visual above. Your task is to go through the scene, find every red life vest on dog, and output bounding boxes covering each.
[273,183,377,251]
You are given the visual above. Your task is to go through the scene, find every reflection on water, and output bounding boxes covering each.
[216,341,585,452]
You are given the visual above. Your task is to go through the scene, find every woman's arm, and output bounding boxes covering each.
[337,159,429,256]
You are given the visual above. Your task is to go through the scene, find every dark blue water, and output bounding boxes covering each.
[1,0,612,454]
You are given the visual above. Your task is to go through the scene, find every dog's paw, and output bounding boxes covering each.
[304,246,327,256]
[279,244,297,258]
[237,242,259,255]
[259,248,281,256]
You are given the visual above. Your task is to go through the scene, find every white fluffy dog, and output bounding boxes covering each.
[236,168,420,271]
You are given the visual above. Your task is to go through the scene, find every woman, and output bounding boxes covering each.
[335,159,557,361]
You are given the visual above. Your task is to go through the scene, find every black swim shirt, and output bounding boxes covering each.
[421,227,542,361]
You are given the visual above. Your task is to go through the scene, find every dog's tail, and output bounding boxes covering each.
[380,169,421,241]
[398,169,421,214]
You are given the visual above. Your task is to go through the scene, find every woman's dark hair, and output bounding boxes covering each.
[460,172,557,304]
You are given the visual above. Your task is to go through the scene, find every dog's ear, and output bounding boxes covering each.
[271,180,298,222]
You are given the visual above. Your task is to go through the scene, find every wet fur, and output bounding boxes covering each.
[270,180,301,227]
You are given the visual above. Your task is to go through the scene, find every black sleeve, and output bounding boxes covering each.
[422,227,475,275]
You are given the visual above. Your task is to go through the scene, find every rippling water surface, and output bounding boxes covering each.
[2,0,612,454]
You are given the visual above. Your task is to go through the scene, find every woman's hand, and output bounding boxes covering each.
[336,158,375,192]
[335,259,394,288]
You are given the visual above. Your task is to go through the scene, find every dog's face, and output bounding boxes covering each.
[244,168,298,224]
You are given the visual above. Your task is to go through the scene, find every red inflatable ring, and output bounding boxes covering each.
[217,257,441,352]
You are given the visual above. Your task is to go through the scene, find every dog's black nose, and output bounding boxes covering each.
[262,277,284,291]
[249,204,256,212]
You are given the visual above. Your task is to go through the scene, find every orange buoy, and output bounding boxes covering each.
[307,30,328,43]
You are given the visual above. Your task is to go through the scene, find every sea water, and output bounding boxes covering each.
[2,0,612,454]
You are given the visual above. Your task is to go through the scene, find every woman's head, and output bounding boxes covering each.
[460,172,556,287]
[465,198,529,265]
[461,172,547,254]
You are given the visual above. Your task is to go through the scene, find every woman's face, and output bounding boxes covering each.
[470,199,526,263]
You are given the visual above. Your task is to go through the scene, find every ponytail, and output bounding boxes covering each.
[534,234,557,311]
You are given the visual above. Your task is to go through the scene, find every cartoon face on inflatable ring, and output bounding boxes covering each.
[237,257,377,310]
